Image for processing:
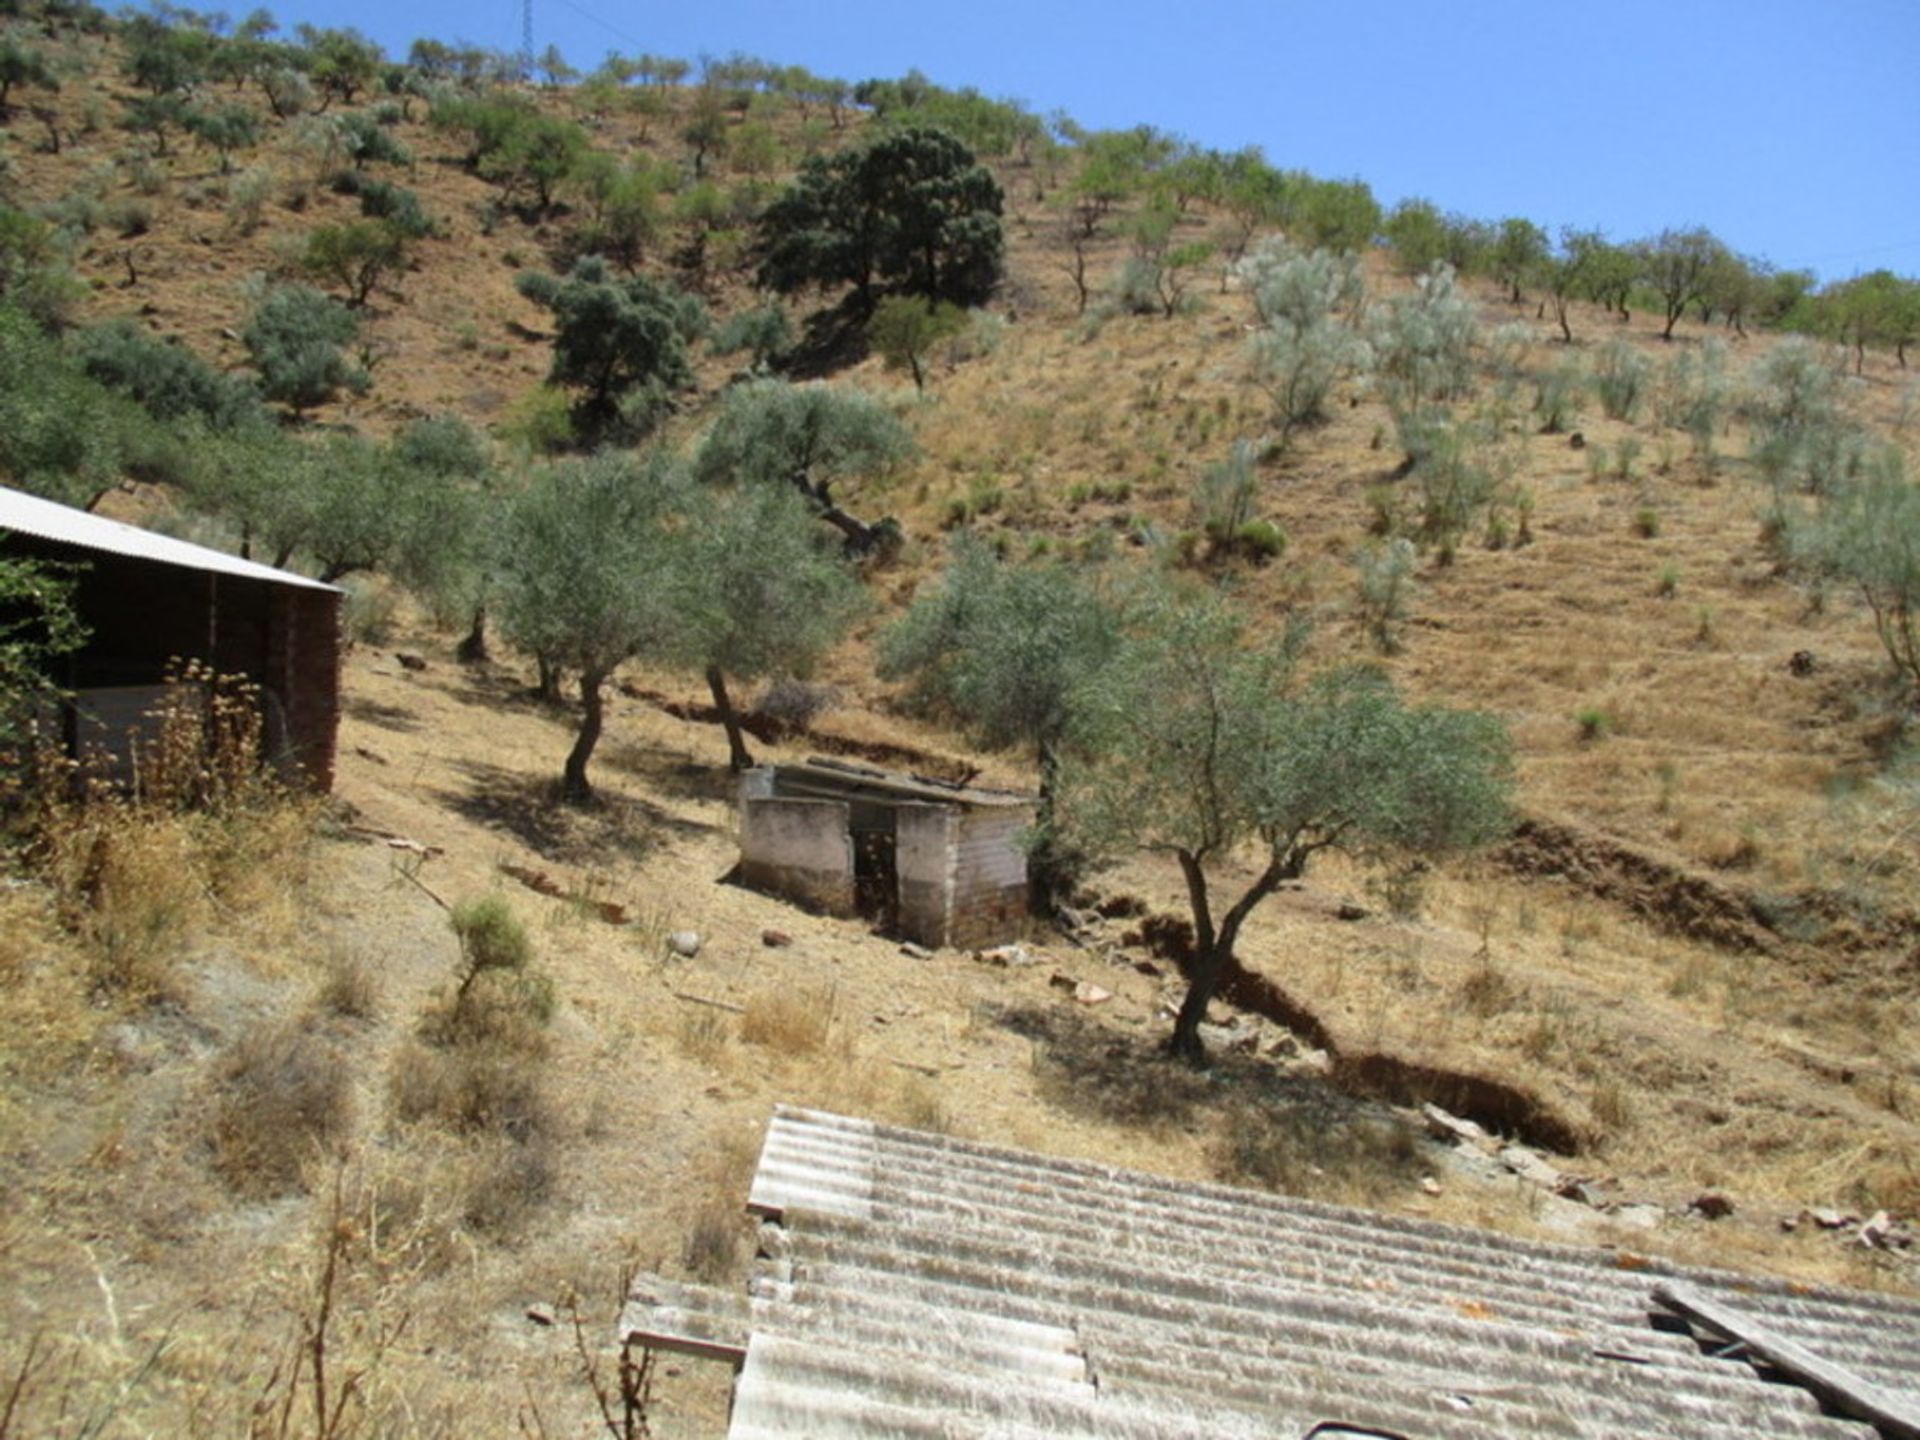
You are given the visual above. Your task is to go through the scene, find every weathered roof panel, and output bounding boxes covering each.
[629,1106,1920,1438]
[767,756,1035,809]
[0,485,339,593]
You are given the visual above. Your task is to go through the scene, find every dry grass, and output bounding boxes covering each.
[740,983,834,1055]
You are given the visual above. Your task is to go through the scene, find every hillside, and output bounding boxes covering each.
[2,10,1917,1435]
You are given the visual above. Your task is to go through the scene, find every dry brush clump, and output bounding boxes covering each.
[4,663,321,1001]
[208,1019,357,1198]
[387,894,557,1238]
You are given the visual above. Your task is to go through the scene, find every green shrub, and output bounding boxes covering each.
[1234,519,1286,561]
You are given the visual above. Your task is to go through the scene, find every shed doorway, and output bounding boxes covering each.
[850,807,898,929]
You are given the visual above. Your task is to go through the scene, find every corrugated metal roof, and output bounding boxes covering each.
[0,485,338,593]
[627,1106,1920,1438]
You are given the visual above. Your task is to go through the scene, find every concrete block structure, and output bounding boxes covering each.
[738,758,1035,950]
[0,485,343,791]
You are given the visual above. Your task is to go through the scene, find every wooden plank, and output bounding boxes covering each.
[1653,1281,1920,1440]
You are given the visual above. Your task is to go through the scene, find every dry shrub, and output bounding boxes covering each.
[679,1128,759,1283]
[8,666,319,999]
[209,1020,355,1196]
[1458,961,1517,1018]
[313,947,380,1020]
[62,813,204,999]
[1212,1098,1422,1205]
[681,1197,741,1283]
[385,898,558,1239]
[880,1074,952,1134]
[675,1004,732,1063]
[741,984,832,1055]
[389,1038,548,1138]
[1589,1079,1634,1137]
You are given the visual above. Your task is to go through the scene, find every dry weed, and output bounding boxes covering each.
[311,947,380,1020]
[209,1020,355,1197]
[1212,1098,1422,1205]
[741,984,833,1054]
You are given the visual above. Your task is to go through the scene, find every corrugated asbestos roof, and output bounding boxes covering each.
[627,1105,1920,1439]
[0,485,338,592]
[769,757,1036,809]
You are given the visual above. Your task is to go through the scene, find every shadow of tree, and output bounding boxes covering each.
[436,758,714,866]
[602,740,737,804]
[344,695,422,733]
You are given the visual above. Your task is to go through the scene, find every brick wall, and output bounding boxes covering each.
[945,806,1034,950]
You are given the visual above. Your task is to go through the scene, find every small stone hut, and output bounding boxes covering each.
[737,758,1035,950]
[0,485,343,791]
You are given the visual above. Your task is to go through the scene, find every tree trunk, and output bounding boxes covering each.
[1026,737,1071,915]
[456,606,489,663]
[706,666,754,771]
[561,667,606,804]
[535,653,563,703]
[1166,847,1294,1063]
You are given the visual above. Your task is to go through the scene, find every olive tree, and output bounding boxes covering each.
[878,537,1122,906]
[1637,227,1728,341]
[493,451,689,803]
[242,282,370,417]
[1789,448,1920,689]
[674,482,866,770]
[692,379,913,554]
[1237,237,1371,447]
[1055,588,1512,1061]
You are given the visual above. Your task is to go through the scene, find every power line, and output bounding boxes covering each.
[546,0,650,55]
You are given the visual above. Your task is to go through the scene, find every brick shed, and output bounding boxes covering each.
[0,485,343,791]
[737,758,1035,950]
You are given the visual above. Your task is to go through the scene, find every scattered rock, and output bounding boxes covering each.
[1555,1178,1609,1208]
[978,943,1033,967]
[395,652,429,672]
[760,929,792,948]
[1568,431,1586,449]
[1690,1192,1735,1221]
[353,745,389,766]
[1859,1211,1907,1250]
[1072,982,1112,1006]
[1609,1203,1665,1232]
[220,326,239,341]
[1419,1176,1443,1196]
[1498,1145,1564,1189]
[1334,902,1371,922]
[524,1303,555,1327]
[1196,1018,1261,1055]
[1131,958,1164,978]
[1809,1207,1857,1230]
[1788,650,1816,677]
[1048,971,1078,994]
[667,931,703,959]
[1422,1103,1490,1149]
[899,942,933,960]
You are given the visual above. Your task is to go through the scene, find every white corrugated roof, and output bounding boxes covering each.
[0,485,338,592]
[627,1106,1920,1439]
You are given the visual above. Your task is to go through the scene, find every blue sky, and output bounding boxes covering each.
[260,0,1917,281]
